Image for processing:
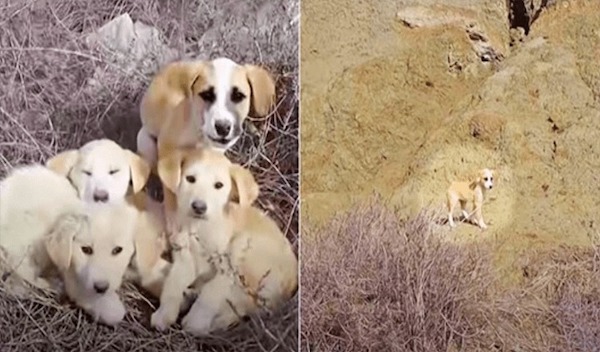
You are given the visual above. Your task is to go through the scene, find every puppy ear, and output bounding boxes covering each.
[45,213,88,272]
[126,150,151,193]
[188,62,209,96]
[245,64,276,117]
[157,151,184,193]
[230,164,259,207]
[46,150,79,176]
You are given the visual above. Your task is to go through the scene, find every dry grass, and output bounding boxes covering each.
[301,198,600,352]
[0,0,298,351]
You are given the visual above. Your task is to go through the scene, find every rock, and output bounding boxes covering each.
[85,13,178,90]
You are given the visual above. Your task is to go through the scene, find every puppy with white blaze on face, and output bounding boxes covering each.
[446,168,495,230]
[137,57,276,168]
[46,139,150,204]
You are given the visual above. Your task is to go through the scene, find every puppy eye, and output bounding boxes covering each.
[214,181,224,189]
[490,177,494,181]
[230,87,246,103]
[112,246,123,255]
[81,246,93,255]
[109,169,120,175]
[199,88,216,103]
[186,175,196,183]
[82,170,92,176]
[483,177,489,181]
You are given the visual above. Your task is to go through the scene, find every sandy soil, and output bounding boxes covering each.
[301,0,600,283]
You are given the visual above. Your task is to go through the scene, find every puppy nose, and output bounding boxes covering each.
[191,200,207,215]
[93,190,109,203]
[214,120,231,137]
[93,281,109,294]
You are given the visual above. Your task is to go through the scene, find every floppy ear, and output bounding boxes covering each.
[46,150,79,176]
[245,64,276,117]
[188,62,209,96]
[45,213,88,272]
[157,151,184,193]
[230,164,259,207]
[126,150,151,193]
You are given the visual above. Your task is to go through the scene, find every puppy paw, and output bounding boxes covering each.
[151,307,177,331]
[92,295,126,326]
[449,222,456,228]
[181,311,213,336]
[479,223,488,230]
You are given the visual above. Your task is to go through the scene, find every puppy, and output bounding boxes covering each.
[46,205,138,325]
[0,165,81,289]
[446,168,494,229]
[0,165,138,325]
[137,57,276,168]
[150,149,297,335]
[46,139,150,204]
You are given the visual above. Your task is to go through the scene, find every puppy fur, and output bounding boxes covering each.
[137,57,276,168]
[0,164,168,324]
[150,149,297,335]
[46,139,150,204]
[446,168,494,229]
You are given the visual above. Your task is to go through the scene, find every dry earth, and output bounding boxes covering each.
[301,0,599,283]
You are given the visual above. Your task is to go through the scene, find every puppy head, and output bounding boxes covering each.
[477,168,494,190]
[187,58,276,151]
[46,139,150,204]
[158,149,259,220]
[45,206,136,296]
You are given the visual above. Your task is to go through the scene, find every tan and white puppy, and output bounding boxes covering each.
[150,149,297,335]
[46,139,150,204]
[137,57,276,167]
[0,165,141,325]
[446,168,494,229]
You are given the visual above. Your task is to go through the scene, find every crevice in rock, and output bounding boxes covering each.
[507,0,552,36]
[508,0,532,35]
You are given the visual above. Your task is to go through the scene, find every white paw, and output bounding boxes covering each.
[151,307,177,331]
[92,296,126,326]
[480,223,488,230]
[182,311,213,336]
[449,221,456,228]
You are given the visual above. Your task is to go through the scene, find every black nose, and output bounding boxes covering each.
[191,200,207,215]
[214,120,231,137]
[93,190,109,203]
[93,281,109,294]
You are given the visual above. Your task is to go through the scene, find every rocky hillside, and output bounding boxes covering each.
[301,0,599,280]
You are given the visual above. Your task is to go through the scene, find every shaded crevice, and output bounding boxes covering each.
[508,0,552,36]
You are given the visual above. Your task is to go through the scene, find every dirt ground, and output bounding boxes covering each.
[301,0,600,283]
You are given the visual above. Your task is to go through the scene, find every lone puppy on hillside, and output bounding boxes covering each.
[446,168,494,230]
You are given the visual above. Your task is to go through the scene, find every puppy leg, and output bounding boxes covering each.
[460,200,470,221]
[474,200,487,230]
[150,247,196,331]
[136,127,158,168]
[447,193,458,228]
[162,189,180,241]
[181,274,251,336]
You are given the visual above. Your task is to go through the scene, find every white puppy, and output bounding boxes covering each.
[0,164,145,325]
[46,205,137,325]
[446,168,495,229]
[46,139,150,204]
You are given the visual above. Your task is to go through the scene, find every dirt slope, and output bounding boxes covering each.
[301,0,600,280]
